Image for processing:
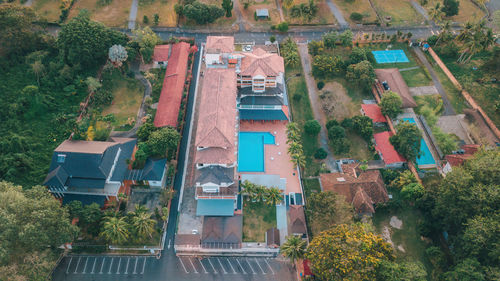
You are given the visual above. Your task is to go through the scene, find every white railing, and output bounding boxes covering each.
[238,105,281,110]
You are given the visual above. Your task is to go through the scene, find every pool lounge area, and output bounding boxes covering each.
[372,50,409,64]
[401,118,436,166]
[238,132,275,172]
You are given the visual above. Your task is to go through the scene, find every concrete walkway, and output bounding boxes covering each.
[413,47,456,116]
[325,0,348,29]
[275,0,285,22]
[410,0,430,22]
[297,43,337,172]
[128,0,139,30]
[23,0,34,6]
[233,0,246,32]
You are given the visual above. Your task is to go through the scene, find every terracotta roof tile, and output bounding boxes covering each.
[288,205,307,234]
[154,42,190,127]
[240,48,284,77]
[153,44,170,62]
[206,36,234,54]
[374,131,406,165]
[375,68,417,108]
[361,104,387,123]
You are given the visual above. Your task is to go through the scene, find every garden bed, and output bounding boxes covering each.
[242,201,277,242]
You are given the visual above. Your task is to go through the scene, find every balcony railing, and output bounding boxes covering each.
[238,104,281,110]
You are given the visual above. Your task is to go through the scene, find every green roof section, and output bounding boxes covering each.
[196,199,235,216]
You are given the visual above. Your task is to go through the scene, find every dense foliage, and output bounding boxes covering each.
[183,0,224,24]
[305,191,353,236]
[390,121,422,163]
[379,91,403,119]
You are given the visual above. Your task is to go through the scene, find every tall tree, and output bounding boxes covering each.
[132,212,156,239]
[305,191,353,236]
[100,217,130,244]
[376,260,428,281]
[221,0,233,17]
[280,236,307,265]
[147,127,181,157]
[442,0,459,17]
[379,91,403,119]
[345,60,375,90]
[0,4,43,57]
[264,187,283,206]
[390,121,422,163]
[307,224,394,280]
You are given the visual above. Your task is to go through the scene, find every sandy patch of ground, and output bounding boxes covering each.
[319,81,357,120]
[381,225,393,246]
[390,216,403,229]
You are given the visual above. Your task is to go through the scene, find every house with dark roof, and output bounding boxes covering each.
[288,205,307,237]
[375,68,417,108]
[320,163,389,215]
[238,83,289,121]
[443,144,480,174]
[126,158,167,187]
[44,138,136,206]
[374,131,406,168]
[201,216,242,248]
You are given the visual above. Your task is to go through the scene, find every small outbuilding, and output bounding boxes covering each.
[256,9,269,19]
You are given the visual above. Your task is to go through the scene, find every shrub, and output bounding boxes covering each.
[317,81,325,90]
[326,119,339,130]
[153,14,159,26]
[143,15,149,24]
[350,12,363,22]
[293,93,302,102]
[304,120,321,135]
[270,35,276,43]
[314,148,328,159]
[276,21,289,32]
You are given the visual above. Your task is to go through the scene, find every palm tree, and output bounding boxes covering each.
[457,21,474,42]
[280,236,307,266]
[265,187,283,206]
[100,217,130,244]
[435,20,451,46]
[240,180,256,201]
[481,28,495,50]
[291,153,306,168]
[255,185,266,202]
[287,141,303,155]
[131,204,149,216]
[31,60,45,86]
[429,2,444,23]
[132,212,156,239]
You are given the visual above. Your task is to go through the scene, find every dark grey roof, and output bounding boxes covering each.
[240,95,284,106]
[240,109,288,121]
[62,194,106,206]
[44,138,136,189]
[195,166,234,185]
[126,158,167,181]
[266,228,280,246]
[202,216,242,244]
[238,83,284,97]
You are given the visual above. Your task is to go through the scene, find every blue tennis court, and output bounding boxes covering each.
[372,50,409,63]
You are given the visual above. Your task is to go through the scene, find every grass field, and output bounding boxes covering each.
[332,0,377,24]
[283,0,336,25]
[286,64,322,177]
[34,0,62,22]
[137,0,178,27]
[372,0,422,26]
[425,0,484,23]
[242,201,277,242]
[303,178,321,199]
[400,67,433,87]
[101,73,144,129]
[68,0,132,27]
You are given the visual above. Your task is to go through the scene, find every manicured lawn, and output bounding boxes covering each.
[242,200,277,242]
[137,0,178,27]
[332,0,377,24]
[286,65,321,177]
[69,0,132,27]
[425,0,484,23]
[101,72,144,129]
[283,0,336,25]
[372,0,422,26]
[400,67,433,87]
[34,0,62,22]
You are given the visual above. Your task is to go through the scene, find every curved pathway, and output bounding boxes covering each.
[297,43,338,172]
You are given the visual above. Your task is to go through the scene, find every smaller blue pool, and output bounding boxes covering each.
[372,50,409,63]
[402,118,436,166]
[238,132,275,172]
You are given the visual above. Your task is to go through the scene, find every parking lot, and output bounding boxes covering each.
[62,255,154,275]
[176,256,279,275]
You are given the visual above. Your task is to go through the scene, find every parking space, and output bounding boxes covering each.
[62,255,154,275]
[176,256,280,276]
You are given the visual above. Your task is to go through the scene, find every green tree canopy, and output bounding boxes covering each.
[390,121,422,162]
[221,0,233,17]
[380,91,403,119]
[306,224,394,280]
[376,260,428,281]
[305,191,353,236]
[280,235,307,264]
[442,0,459,17]
[147,127,181,157]
[351,115,373,141]
[304,120,321,135]
[346,60,375,90]
[184,1,225,24]
[58,11,127,68]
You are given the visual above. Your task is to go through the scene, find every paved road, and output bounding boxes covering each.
[413,47,456,116]
[298,43,338,172]
[128,0,139,30]
[325,0,348,28]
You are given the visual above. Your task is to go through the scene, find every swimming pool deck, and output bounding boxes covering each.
[239,121,303,195]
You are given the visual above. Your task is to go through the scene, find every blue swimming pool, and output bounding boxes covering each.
[402,118,436,166]
[238,132,275,172]
[372,50,409,63]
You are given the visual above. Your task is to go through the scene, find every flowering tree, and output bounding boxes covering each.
[108,44,128,67]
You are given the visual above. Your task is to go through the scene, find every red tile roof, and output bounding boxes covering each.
[154,42,190,128]
[153,44,170,62]
[374,131,406,165]
[240,48,284,77]
[361,104,387,123]
[445,144,480,167]
[206,36,234,54]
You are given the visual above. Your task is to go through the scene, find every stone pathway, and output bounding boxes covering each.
[297,43,337,172]
[324,0,348,29]
[413,47,456,116]
[399,66,421,72]
[128,0,139,30]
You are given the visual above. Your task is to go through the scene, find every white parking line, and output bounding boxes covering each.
[74,257,81,274]
[265,258,275,275]
[133,257,138,274]
[179,258,189,274]
[217,258,227,274]
[226,258,237,274]
[116,258,121,274]
[108,258,114,274]
[198,258,208,274]
[236,258,246,274]
[99,258,105,274]
[66,257,73,274]
[255,258,266,274]
[82,257,89,274]
[125,257,130,274]
[189,258,198,273]
[91,258,97,274]
[246,258,256,274]
[141,257,147,274]
[208,258,218,274]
